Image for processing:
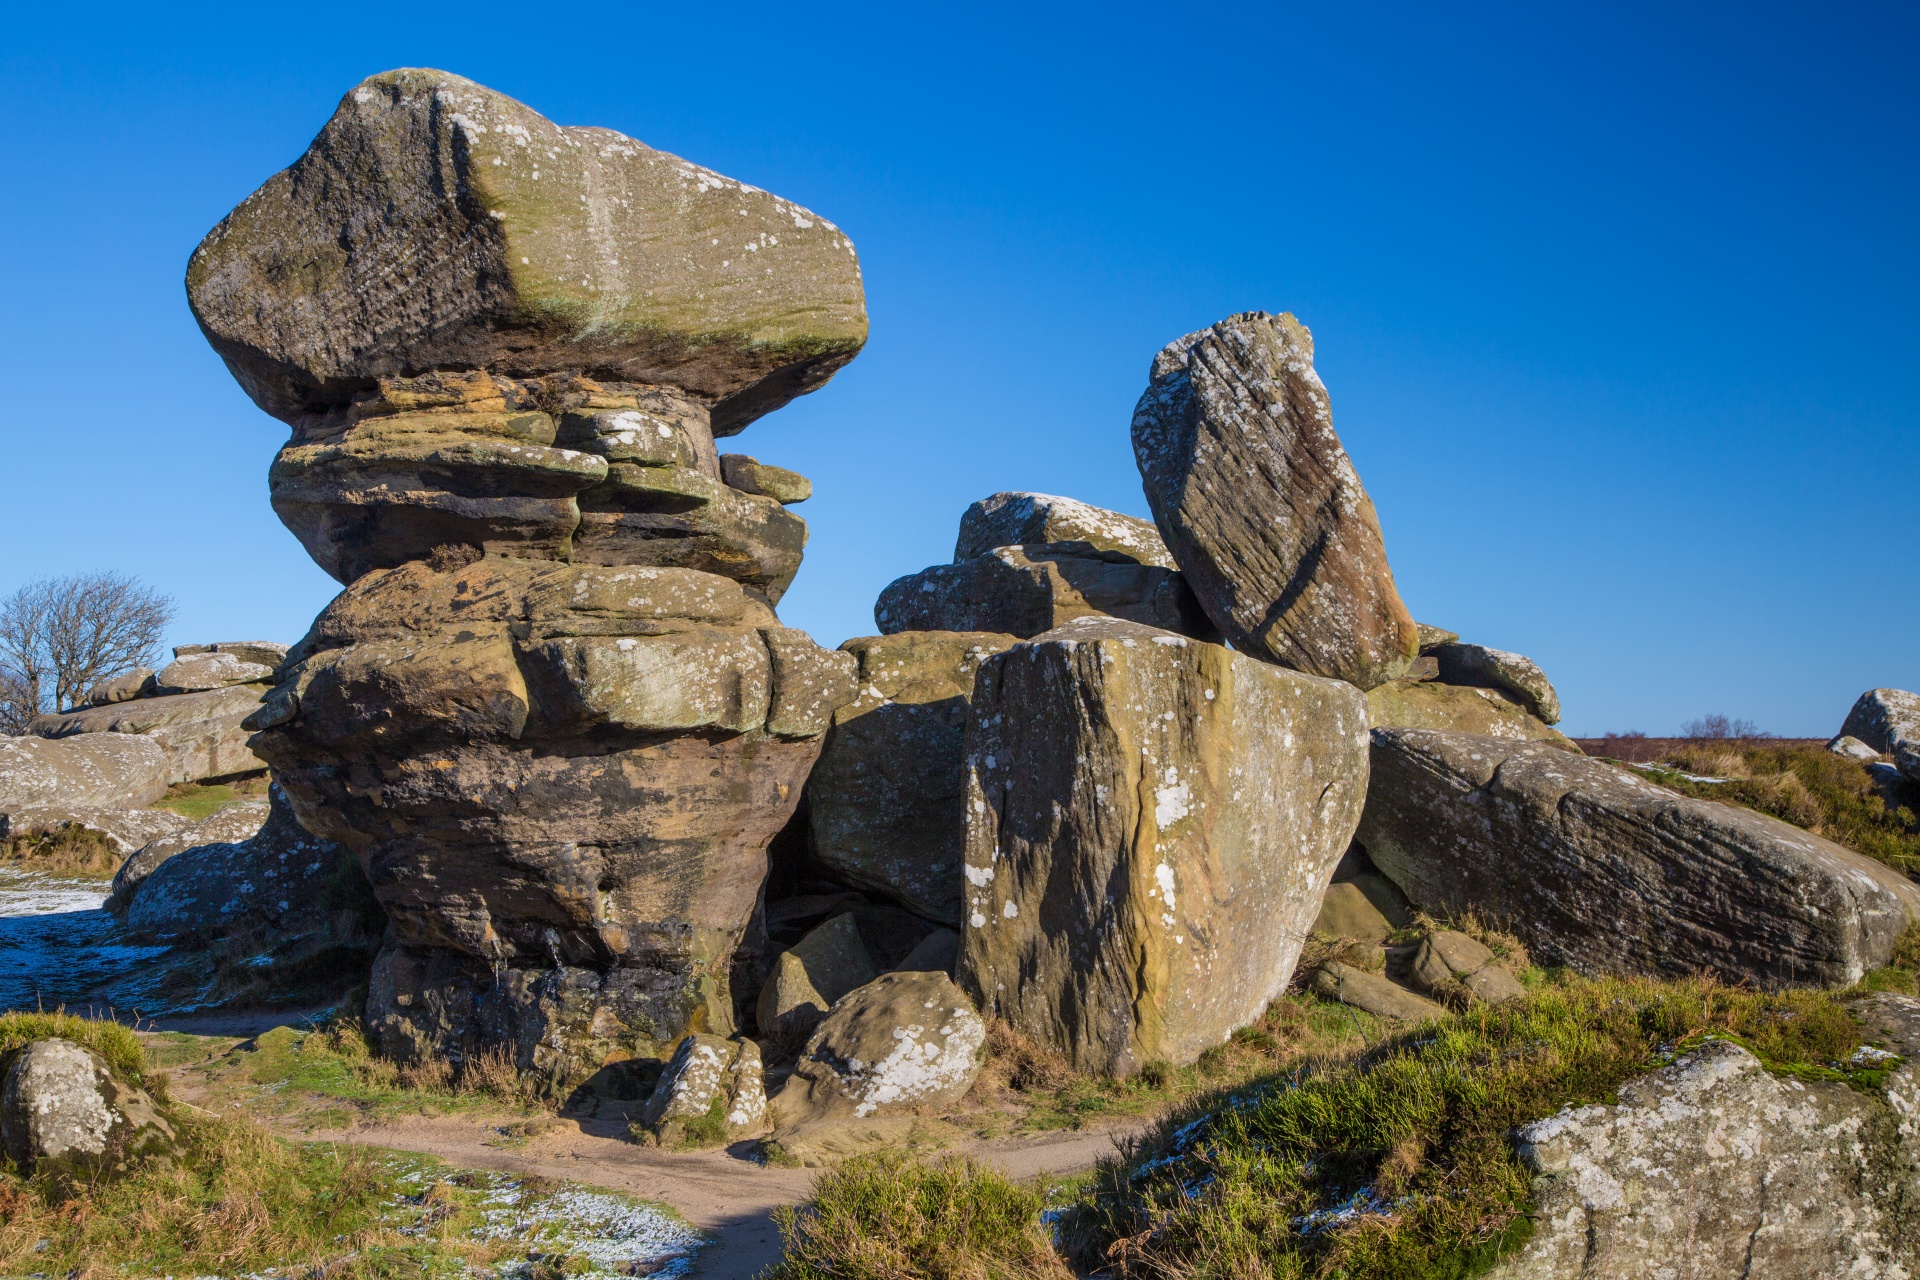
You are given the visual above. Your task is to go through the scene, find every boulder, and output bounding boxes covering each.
[1131,311,1418,690]
[0,733,171,811]
[1829,734,1882,762]
[756,913,878,1043]
[107,798,272,915]
[1492,996,1920,1279]
[770,971,985,1151]
[1406,929,1524,1005]
[807,631,1019,924]
[875,545,1215,641]
[1415,623,1458,650]
[33,683,270,784]
[0,1039,174,1175]
[0,806,190,857]
[637,1034,767,1144]
[152,651,275,695]
[959,615,1371,1075]
[82,668,153,707]
[1429,642,1561,724]
[174,641,290,668]
[720,454,812,504]
[1309,963,1446,1021]
[1360,729,1920,987]
[1841,688,1920,783]
[896,928,960,975]
[954,492,1175,568]
[187,68,867,436]
[1310,883,1396,944]
[1366,679,1576,748]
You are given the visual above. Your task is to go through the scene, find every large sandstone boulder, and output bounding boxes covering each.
[1360,729,1920,987]
[187,68,866,436]
[1842,688,1920,783]
[1,1039,174,1175]
[1492,994,1920,1279]
[174,641,289,668]
[33,683,270,784]
[107,798,272,915]
[954,492,1176,567]
[1131,311,1417,690]
[959,616,1370,1075]
[252,558,856,1086]
[1366,679,1575,748]
[637,1033,767,1144]
[876,544,1215,641]
[807,630,1019,925]
[0,733,171,811]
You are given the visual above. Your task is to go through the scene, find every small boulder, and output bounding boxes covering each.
[955,492,1175,568]
[1310,963,1446,1021]
[1429,642,1561,725]
[720,454,812,505]
[875,545,1215,642]
[1,1039,174,1175]
[152,651,276,695]
[82,669,154,707]
[1407,929,1522,1005]
[1367,679,1576,748]
[107,798,272,914]
[637,1034,767,1144]
[1841,689,1920,783]
[756,914,878,1043]
[0,733,171,811]
[1829,734,1882,762]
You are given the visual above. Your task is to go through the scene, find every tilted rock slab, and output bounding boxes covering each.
[876,544,1215,641]
[0,733,171,811]
[1429,642,1561,724]
[1360,729,1920,987]
[1365,679,1575,748]
[1843,687,1920,784]
[108,798,271,914]
[1132,311,1417,690]
[807,631,1019,925]
[638,1033,766,1143]
[1491,993,1920,1278]
[34,683,270,785]
[249,558,855,1086]
[955,492,1176,567]
[959,616,1370,1075]
[187,68,866,435]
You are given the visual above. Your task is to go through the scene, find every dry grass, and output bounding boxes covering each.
[0,824,121,878]
[291,1017,549,1110]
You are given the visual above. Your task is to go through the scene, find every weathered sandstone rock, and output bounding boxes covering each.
[638,1034,766,1143]
[1429,642,1561,724]
[1,1039,174,1175]
[720,455,811,505]
[1366,678,1575,747]
[1491,995,1920,1279]
[1415,623,1457,650]
[107,798,272,915]
[0,733,171,811]
[174,641,290,668]
[1842,688,1920,783]
[1310,882,1396,943]
[251,558,855,1086]
[959,615,1370,1075]
[955,492,1175,568]
[1360,729,1920,987]
[1407,929,1523,1005]
[152,651,275,695]
[1310,963,1446,1021]
[0,806,190,857]
[1131,311,1417,690]
[187,68,866,436]
[876,545,1214,640]
[1830,734,1882,762]
[756,913,877,1043]
[34,683,270,784]
[807,631,1019,925]
[82,668,153,707]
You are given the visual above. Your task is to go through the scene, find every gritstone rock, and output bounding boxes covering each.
[720,455,812,504]
[0,806,190,857]
[107,798,272,915]
[955,492,1176,568]
[187,68,866,435]
[959,615,1370,1075]
[152,651,276,695]
[1365,678,1576,748]
[876,544,1216,641]
[1842,688,1920,784]
[33,683,271,785]
[1131,311,1418,690]
[807,631,1019,925]
[1830,734,1882,762]
[638,1034,766,1143]
[1407,929,1524,1005]
[174,640,290,668]
[83,668,153,706]
[1491,994,1920,1279]
[756,913,878,1044]
[1310,963,1446,1021]
[1415,623,1458,650]
[1428,642,1561,724]
[0,733,171,811]
[1,1039,174,1176]
[1360,729,1920,987]
[1310,882,1396,944]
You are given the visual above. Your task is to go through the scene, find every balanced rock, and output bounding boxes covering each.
[1366,678,1575,748]
[152,651,275,695]
[955,492,1175,567]
[756,913,877,1043]
[1131,311,1417,690]
[1429,642,1561,724]
[34,682,270,784]
[252,558,855,1085]
[0,733,170,811]
[959,616,1370,1075]
[1,1039,174,1175]
[1360,729,1920,987]
[807,630,1018,925]
[1841,688,1920,783]
[108,797,272,915]
[720,454,811,504]
[638,1034,767,1144]
[187,68,866,435]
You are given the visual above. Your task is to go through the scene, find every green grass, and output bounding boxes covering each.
[150,779,265,821]
[1633,740,1920,876]
[765,1150,1074,1280]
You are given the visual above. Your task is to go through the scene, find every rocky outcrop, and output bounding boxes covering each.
[1842,688,1920,783]
[0,806,190,857]
[1365,679,1574,747]
[1428,642,1561,724]
[33,681,270,784]
[807,630,1018,925]
[637,1034,767,1144]
[877,543,1215,640]
[1360,729,1920,987]
[82,669,153,706]
[0,1039,174,1176]
[0,733,171,811]
[959,616,1370,1075]
[954,492,1176,568]
[1131,311,1417,690]
[107,798,272,915]
[1492,993,1920,1279]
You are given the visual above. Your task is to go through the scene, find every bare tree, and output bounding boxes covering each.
[1682,714,1767,740]
[0,574,174,727]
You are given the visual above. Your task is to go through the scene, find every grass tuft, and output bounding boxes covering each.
[0,1010,150,1086]
[0,825,121,878]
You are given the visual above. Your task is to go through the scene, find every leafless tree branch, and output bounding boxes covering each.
[0,573,175,723]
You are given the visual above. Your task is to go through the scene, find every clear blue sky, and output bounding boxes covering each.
[2,3,1913,736]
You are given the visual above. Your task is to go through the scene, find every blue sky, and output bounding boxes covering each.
[1,2,1912,736]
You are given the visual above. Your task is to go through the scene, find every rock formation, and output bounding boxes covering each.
[0,734,171,812]
[1131,312,1418,690]
[106,798,270,914]
[1842,687,1920,783]
[191,69,866,1087]
[959,615,1370,1075]
[0,1039,174,1176]
[1360,729,1920,987]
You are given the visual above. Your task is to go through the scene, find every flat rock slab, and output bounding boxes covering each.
[876,545,1215,642]
[0,733,172,811]
[1360,728,1920,987]
[33,683,269,785]
[955,492,1175,567]
[1366,678,1575,747]
[1131,311,1417,690]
